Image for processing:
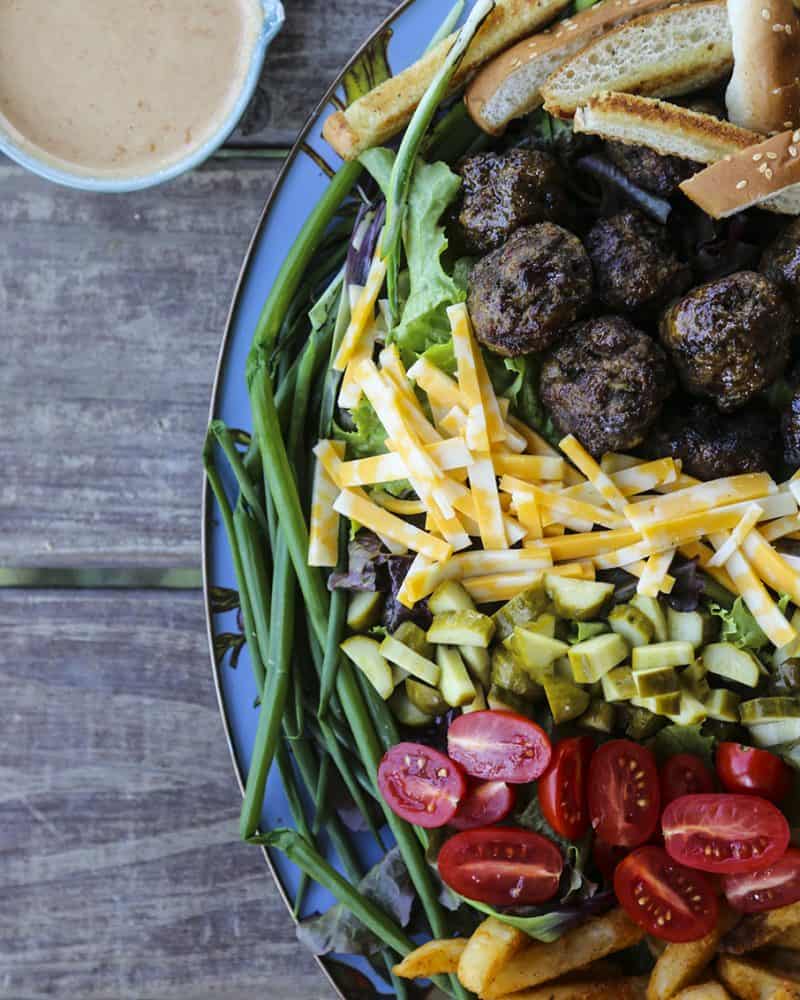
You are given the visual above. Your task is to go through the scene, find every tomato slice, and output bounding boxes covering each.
[662,794,790,874]
[723,848,800,913]
[716,743,793,804]
[587,739,660,847]
[538,736,594,840]
[614,846,718,942]
[450,780,516,831]
[660,754,715,806]
[447,710,552,784]
[437,827,563,906]
[377,742,466,828]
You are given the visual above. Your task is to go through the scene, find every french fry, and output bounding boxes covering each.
[491,975,649,999]
[392,937,467,979]
[672,982,733,1000]
[723,901,800,956]
[457,917,528,995]
[483,909,645,999]
[773,927,800,951]
[717,955,800,1000]
[647,906,739,1000]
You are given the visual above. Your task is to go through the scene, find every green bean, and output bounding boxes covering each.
[318,524,349,716]
[276,742,313,916]
[233,504,272,682]
[209,421,269,535]
[354,668,400,752]
[318,715,385,847]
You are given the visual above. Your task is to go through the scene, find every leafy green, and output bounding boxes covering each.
[463,899,587,943]
[650,724,716,769]
[421,339,457,377]
[486,354,559,445]
[333,397,387,459]
[708,596,791,652]
[360,147,394,198]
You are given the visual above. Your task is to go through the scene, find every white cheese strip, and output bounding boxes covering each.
[741,530,800,606]
[462,562,594,604]
[452,547,552,577]
[641,492,797,549]
[467,451,507,550]
[626,473,777,529]
[337,438,471,487]
[449,303,490,453]
[396,553,442,608]
[500,477,626,530]
[707,504,762,568]
[472,335,507,446]
[560,435,628,512]
[637,548,676,597]
[600,453,643,473]
[332,257,387,371]
[308,441,345,567]
[334,489,453,563]
[760,515,800,542]
[492,453,567,482]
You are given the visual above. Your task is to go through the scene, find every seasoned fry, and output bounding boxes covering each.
[717,955,800,1000]
[723,902,800,956]
[483,909,645,999]
[672,982,733,1000]
[491,975,649,999]
[457,917,528,994]
[647,906,739,1000]
[392,937,467,979]
[774,927,800,951]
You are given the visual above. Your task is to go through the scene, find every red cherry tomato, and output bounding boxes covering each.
[716,743,793,804]
[377,742,466,828]
[447,710,552,784]
[538,736,594,840]
[614,846,718,943]
[660,754,715,806]
[450,781,516,831]
[437,827,563,906]
[593,840,630,881]
[662,794,790,874]
[587,739,660,847]
[723,848,800,913]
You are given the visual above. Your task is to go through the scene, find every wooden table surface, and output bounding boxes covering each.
[0,3,395,996]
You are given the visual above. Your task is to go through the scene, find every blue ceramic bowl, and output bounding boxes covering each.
[0,0,284,193]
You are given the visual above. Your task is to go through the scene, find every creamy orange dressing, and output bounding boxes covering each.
[0,0,263,176]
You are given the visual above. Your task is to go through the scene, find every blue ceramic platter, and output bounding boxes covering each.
[203,2,467,995]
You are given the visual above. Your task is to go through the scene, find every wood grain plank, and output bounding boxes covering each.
[0,589,328,1000]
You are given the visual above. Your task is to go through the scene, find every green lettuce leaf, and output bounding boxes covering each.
[650,724,716,768]
[333,397,387,459]
[708,596,790,652]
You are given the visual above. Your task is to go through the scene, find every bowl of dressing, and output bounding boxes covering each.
[0,0,284,192]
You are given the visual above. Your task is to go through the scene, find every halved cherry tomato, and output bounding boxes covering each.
[723,848,800,913]
[662,794,790,874]
[538,736,594,840]
[716,743,793,804]
[614,846,718,942]
[587,739,660,847]
[660,754,715,806]
[377,742,466,828]
[437,826,563,906]
[593,840,630,882]
[450,780,516,831]
[447,710,551,784]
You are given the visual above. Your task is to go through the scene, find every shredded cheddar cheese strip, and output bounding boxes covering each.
[760,515,800,542]
[543,527,643,562]
[449,303,491,453]
[611,458,681,496]
[467,453,508,550]
[308,441,346,567]
[462,562,594,603]
[741,530,800,606]
[452,548,552,577]
[334,489,452,563]
[637,548,677,597]
[472,335,507,446]
[625,473,777,529]
[559,434,628,512]
[337,438,471,488]
[332,256,387,371]
[593,539,671,570]
[397,553,445,608]
[406,356,462,409]
[515,492,543,541]
[492,453,567,482]
[600,453,642,473]
[641,492,797,549]
[707,504,762,568]
[500,476,627,530]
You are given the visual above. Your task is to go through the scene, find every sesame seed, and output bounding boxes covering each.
[785,121,794,128]
[759,161,769,173]
[766,168,774,179]
[736,179,748,189]
[773,21,785,31]
[753,152,764,161]
[762,6,771,17]
[792,129,800,142]
[790,145,798,157]
[787,23,793,33]
[767,151,778,159]
[723,154,733,161]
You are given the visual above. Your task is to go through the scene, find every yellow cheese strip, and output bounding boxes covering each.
[313,439,345,486]
[438,476,527,545]
[653,473,702,495]
[708,504,762,568]
[333,489,452,563]
[507,415,563,460]
[338,326,378,409]
[560,435,628,512]
[760,515,800,542]
[308,441,346,567]
[439,406,469,441]
[709,532,796,647]
[543,527,643,562]
[465,405,490,453]
[452,548,552,577]
[679,541,737,594]
[500,477,626,530]
[396,553,441,608]
[372,492,427,516]
[543,523,566,537]
[332,257,386,371]
[593,539,670,570]
[626,473,777,529]
[467,451,507,550]
[337,438,471,487]
[637,548,677,598]
[472,334,507,446]
[741,530,800,606]
[492,453,567,482]
[622,561,676,593]
[612,458,681,496]
[600,453,642,473]
[449,303,490,453]
[641,492,797,548]
[397,392,443,446]
[462,562,594,604]
[515,493,543,540]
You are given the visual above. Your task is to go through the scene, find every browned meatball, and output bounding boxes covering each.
[659,272,792,412]
[783,389,800,468]
[604,140,697,197]
[457,149,571,253]
[468,223,593,357]
[540,316,675,456]
[645,399,780,480]
[761,219,800,311]
[586,211,691,313]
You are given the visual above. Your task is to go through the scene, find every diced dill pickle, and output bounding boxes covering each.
[632,641,694,672]
[388,688,435,727]
[703,718,747,743]
[460,645,491,688]
[346,591,384,631]
[578,699,615,734]
[602,665,637,702]
[391,665,408,688]
[544,677,591,724]
[739,696,800,725]
[340,636,394,700]
[553,656,575,681]
[608,604,654,648]
[379,634,440,686]
[633,666,680,699]
[620,704,667,740]
[682,660,710,701]
[770,658,800,696]
[504,627,569,676]
[428,580,476,614]
[667,689,707,726]
[427,610,495,648]
[667,608,719,649]
[462,684,488,714]
[436,646,476,708]
[544,574,615,621]
[488,685,535,718]
[491,647,543,701]
[405,677,449,716]
[569,621,610,644]
[568,633,629,683]
[748,718,800,748]
[527,613,557,639]
[631,691,682,717]
[630,595,669,642]
[703,688,741,723]
[704,643,762,688]
[492,583,550,641]
[393,622,434,659]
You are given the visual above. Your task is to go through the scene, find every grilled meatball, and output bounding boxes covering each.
[468,223,593,357]
[646,399,780,480]
[457,149,571,253]
[783,390,800,468]
[761,218,800,311]
[604,140,697,197]
[659,271,792,412]
[540,316,675,456]
[586,210,691,313]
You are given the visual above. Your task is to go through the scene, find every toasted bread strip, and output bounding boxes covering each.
[541,0,732,119]
[574,92,759,164]
[465,0,698,135]
[321,0,570,160]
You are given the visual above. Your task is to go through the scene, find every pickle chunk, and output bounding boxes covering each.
[630,594,669,642]
[428,580,475,614]
[667,608,718,649]
[578,699,615,733]
[632,641,694,671]
[544,677,591,724]
[608,604,654,648]
[492,582,550,641]
[491,647,543,701]
[427,610,495,648]
[601,665,636,702]
[569,632,629,683]
[346,591,383,631]
[405,677,449,716]
[633,665,680,698]
[505,628,569,678]
[437,646,476,708]
[340,636,394,699]
[545,574,615,621]
[703,688,741,723]
[703,643,762,688]
[389,688,435,727]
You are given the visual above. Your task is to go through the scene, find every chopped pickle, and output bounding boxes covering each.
[527,613,558,639]
[568,632,629,683]
[608,604,654,648]
[553,656,575,681]
[633,666,680,698]
[491,647,543,701]
[667,608,719,649]
[460,645,491,689]
[346,591,384,631]
[703,643,762,688]
[769,658,800,696]
[379,634,440,686]
[631,691,682,716]
[632,641,695,671]
[703,719,747,743]
[682,660,711,702]
[569,621,610,644]
[703,688,741,723]
[578,699,616,733]
[340,635,394,699]
[543,677,591,724]
[428,580,475,614]
[388,688,435,727]
[748,717,800,748]
[492,582,550,641]
[739,696,800,725]
[436,646,476,708]
[394,621,434,659]
[631,594,669,642]
[462,684,488,714]
[601,665,637,702]
[666,688,707,726]
[488,685,536,717]
[618,703,666,740]
[405,677,449,716]
[427,610,495,648]
[545,574,615,621]
[505,628,569,676]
